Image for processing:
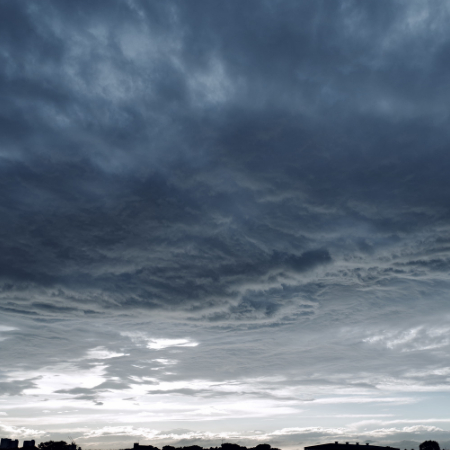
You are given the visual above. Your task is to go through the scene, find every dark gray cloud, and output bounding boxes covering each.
[0,379,37,397]
[1,0,449,322]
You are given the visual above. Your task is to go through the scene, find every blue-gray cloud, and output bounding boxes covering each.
[1,1,450,322]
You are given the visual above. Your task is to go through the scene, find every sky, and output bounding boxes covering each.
[1,1,450,449]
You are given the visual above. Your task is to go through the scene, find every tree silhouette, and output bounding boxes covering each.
[221,444,243,450]
[419,441,440,450]
[254,445,271,450]
[39,442,68,450]
[38,442,80,450]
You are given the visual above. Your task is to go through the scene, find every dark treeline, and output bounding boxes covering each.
[129,443,280,450]
[36,438,442,450]
[419,442,440,450]
[37,441,80,450]
[127,440,444,450]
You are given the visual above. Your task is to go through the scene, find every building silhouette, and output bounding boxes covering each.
[0,439,18,449]
[0,440,38,449]
[133,445,159,450]
[305,443,400,450]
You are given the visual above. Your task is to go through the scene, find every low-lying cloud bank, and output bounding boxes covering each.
[71,424,450,449]
[4,421,450,449]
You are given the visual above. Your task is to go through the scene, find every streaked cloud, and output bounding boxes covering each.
[85,347,128,360]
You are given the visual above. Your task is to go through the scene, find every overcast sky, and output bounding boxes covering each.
[2,1,450,449]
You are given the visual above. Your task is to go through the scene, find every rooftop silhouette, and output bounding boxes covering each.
[305,444,400,450]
